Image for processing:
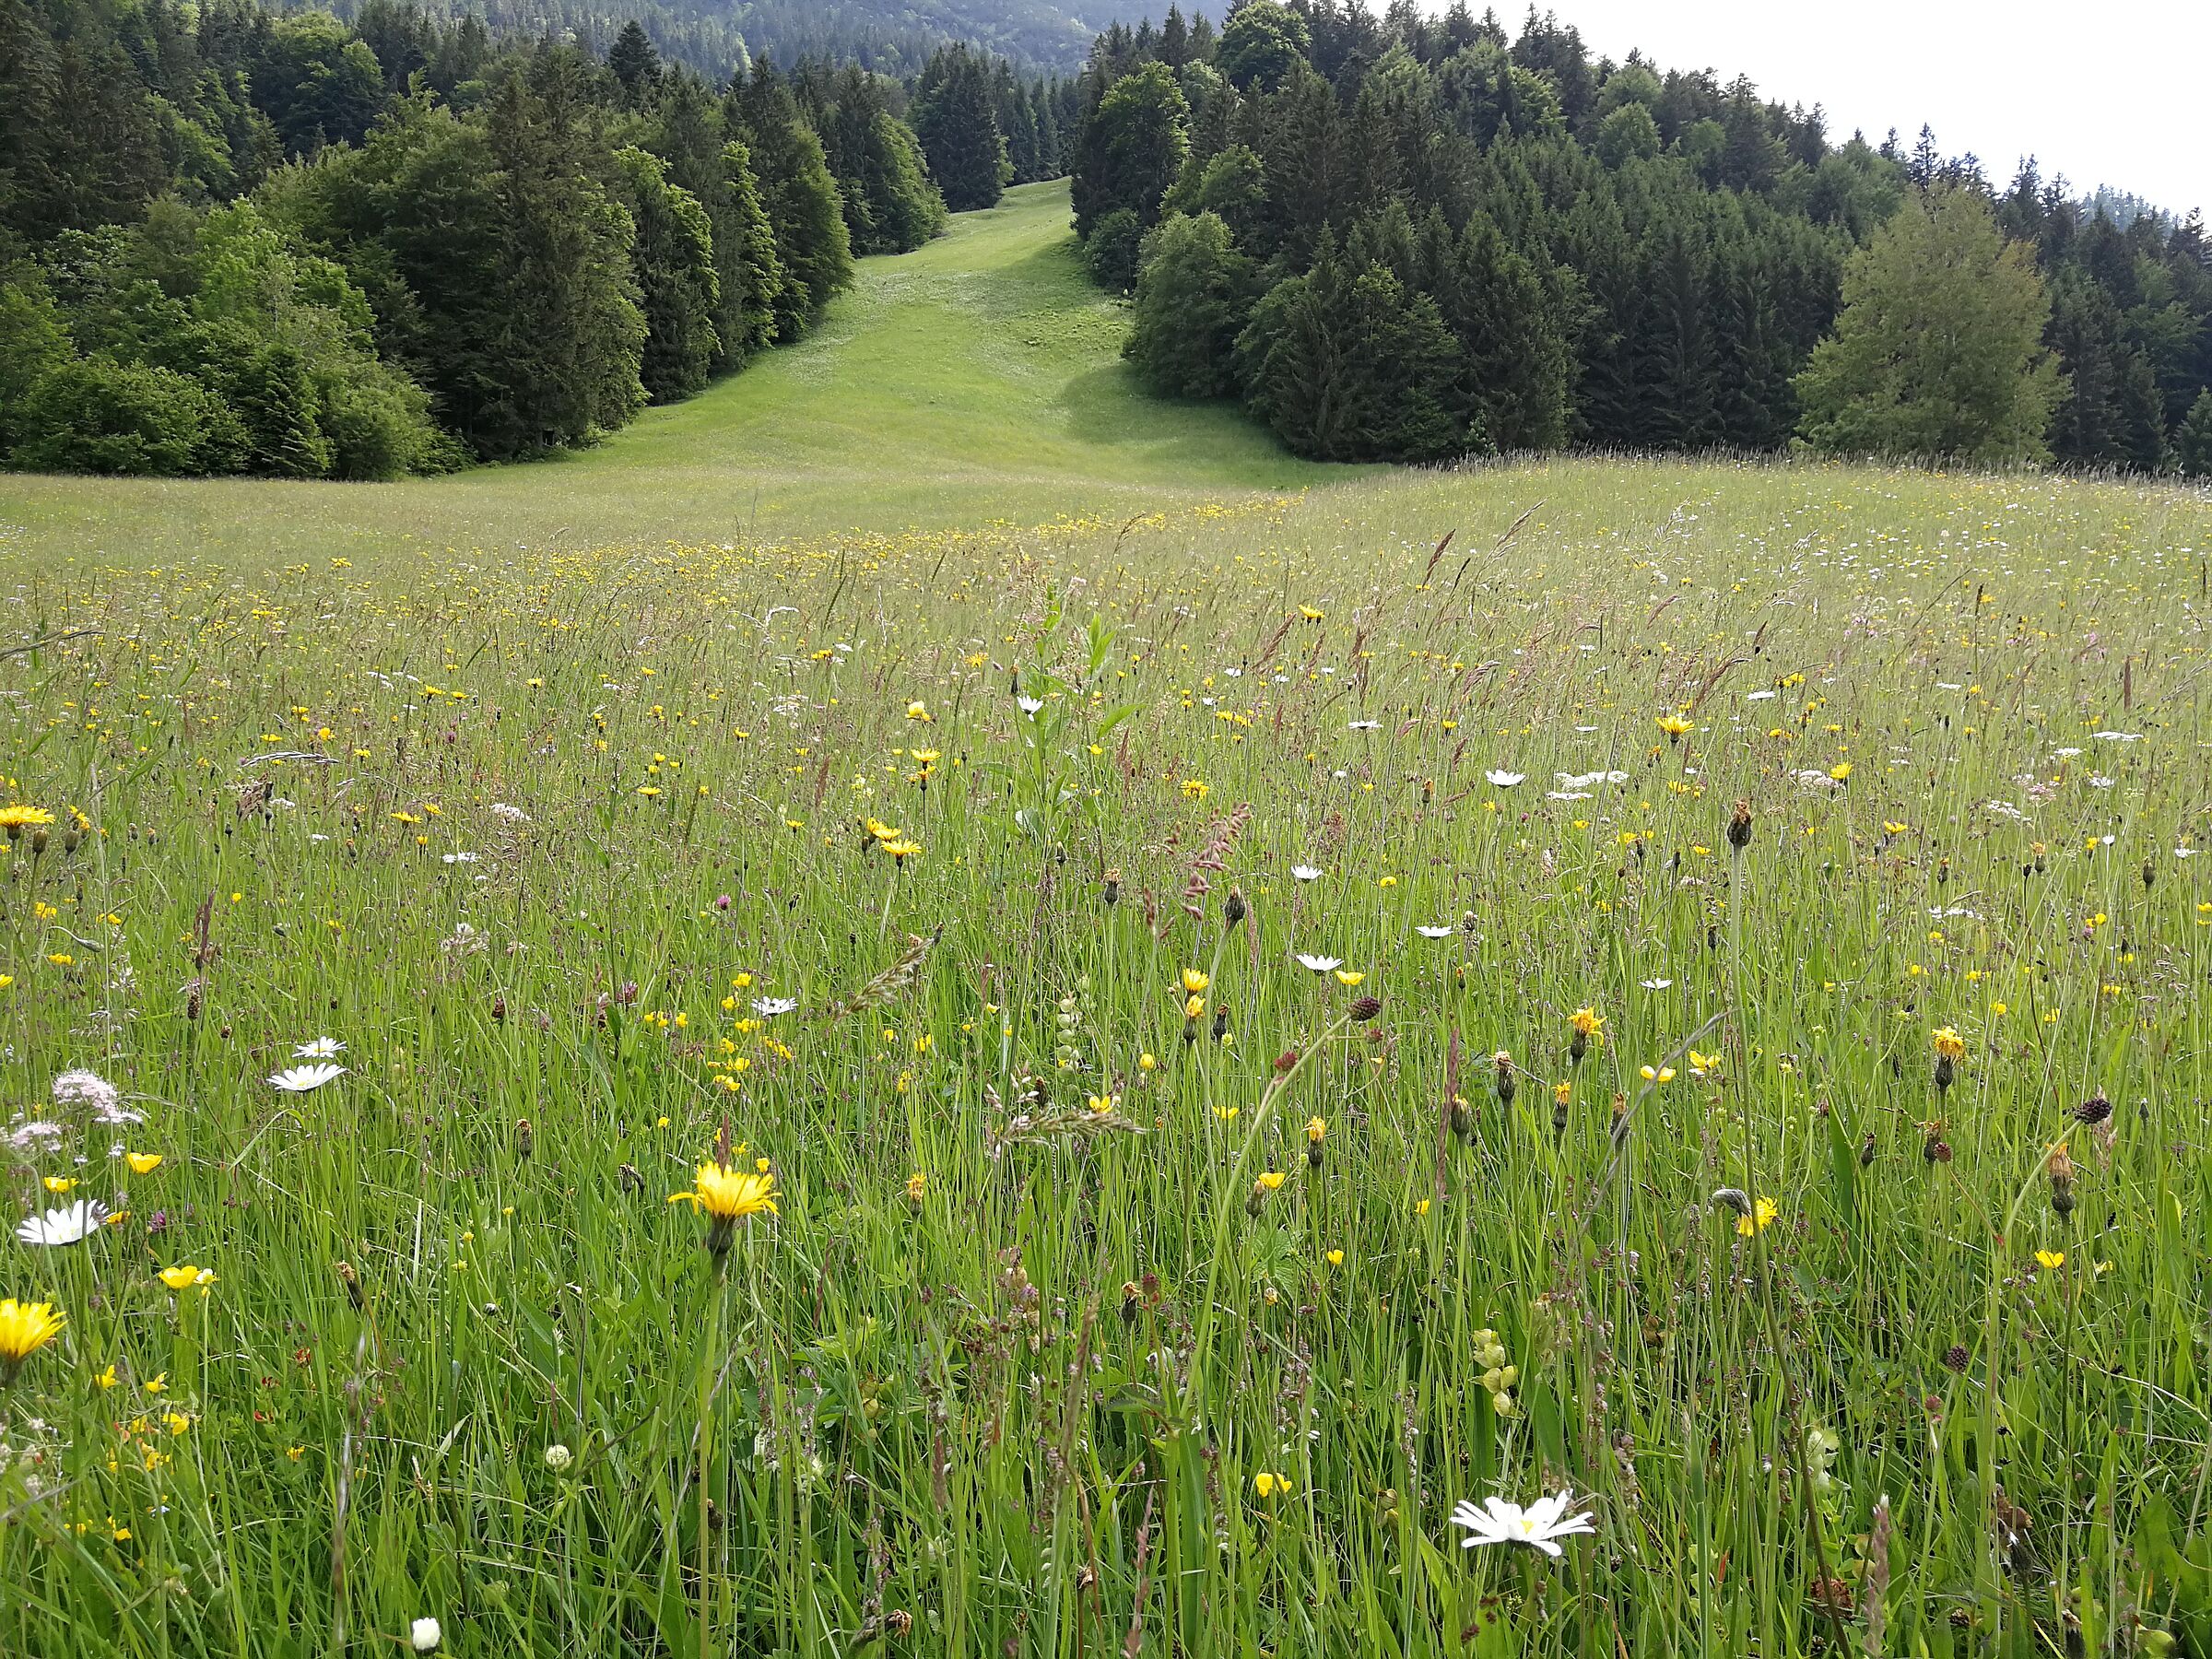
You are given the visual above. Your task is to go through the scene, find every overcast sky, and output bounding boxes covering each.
[1418,0,2207,220]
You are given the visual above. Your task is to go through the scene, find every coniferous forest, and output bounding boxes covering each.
[0,0,1077,476]
[1077,2,2212,474]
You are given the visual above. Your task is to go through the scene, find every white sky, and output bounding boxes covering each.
[1421,0,2209,221]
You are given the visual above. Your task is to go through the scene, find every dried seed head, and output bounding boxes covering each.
[1224,887,1246,927]
[1726,798,1753,850]
[515,1118,534,1159]
[335,1260,363,1309]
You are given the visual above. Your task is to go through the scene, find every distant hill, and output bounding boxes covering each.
[298,0,1216,75]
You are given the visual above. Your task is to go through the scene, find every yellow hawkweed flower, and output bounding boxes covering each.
[1181,967,1209,994]
[0,805,56,834]
[1735,1197,1780,1239]
[905,1172,926,1203]
[1932,1027,1966,1059]
[668,1159,780,1225]
[1305,1116,1327,1143]
[1183,994,1206,1020]
[1570,1006,1604,1037]
[0,1299,65,1372]
[1656,713,1693,739]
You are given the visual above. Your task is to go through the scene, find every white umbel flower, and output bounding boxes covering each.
[409,1617,441,1652]
[269,1063,347,1092]
[17,1197,110,1246]
[293,1037,346,1060]
[1449,1489,1596,1557]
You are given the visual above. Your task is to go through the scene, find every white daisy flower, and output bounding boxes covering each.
[269,1063,347,1093]
[750,996,800,1018]
[1017,696,1044,716]
[17,1197,110,1246]
[1294,953,1343,973]
[1449,1489,1596,1557]
[1348,719,1381,731]
[1640,978,1673,991]
[1485,770,1525,787]
[1290,865,1322,882]
[1415,925,1453,938]
[294,1038,346,1060]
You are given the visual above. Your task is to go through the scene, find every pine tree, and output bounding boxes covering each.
[1794,186,2063,463]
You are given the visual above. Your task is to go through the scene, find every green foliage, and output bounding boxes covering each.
[250,13,387,157]
[2179,389,2212,479]
[1594,102,1659,168]
[0,269,73,451]
[1124,210,1253,398]
[1080,206,1142,292]
[912,44,1011,213]
[1239,232,1464,462]
[1212,0,1310,91]
[1071,61,1187,239]
[8,355,240,474]
[1794,187,2065,465]
[736,67,856,335]
[617,147,722,402]
[806,65,948,254]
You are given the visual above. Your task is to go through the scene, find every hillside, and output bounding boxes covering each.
[0,180,1343,566]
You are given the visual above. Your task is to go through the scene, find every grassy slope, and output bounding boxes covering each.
[0,181,1347,567]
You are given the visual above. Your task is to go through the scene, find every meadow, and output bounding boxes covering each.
[5,181,2212,1659]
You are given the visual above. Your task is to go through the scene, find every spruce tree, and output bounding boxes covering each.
[733,66,853,336]
[912,47,1007,214]
[615,146,718,401]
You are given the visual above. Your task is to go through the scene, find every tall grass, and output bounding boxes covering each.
[2,458,2209,1657]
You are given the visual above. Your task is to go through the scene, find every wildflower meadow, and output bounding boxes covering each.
[4,457,2212,1657]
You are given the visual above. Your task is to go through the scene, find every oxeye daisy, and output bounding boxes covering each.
[16,1198,109,1246]
[269,1063,346,1092]
[1450,1490,1596,1557]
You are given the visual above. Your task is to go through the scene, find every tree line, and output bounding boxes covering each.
[0,0,1074,477]
[1075,1,2212,475]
